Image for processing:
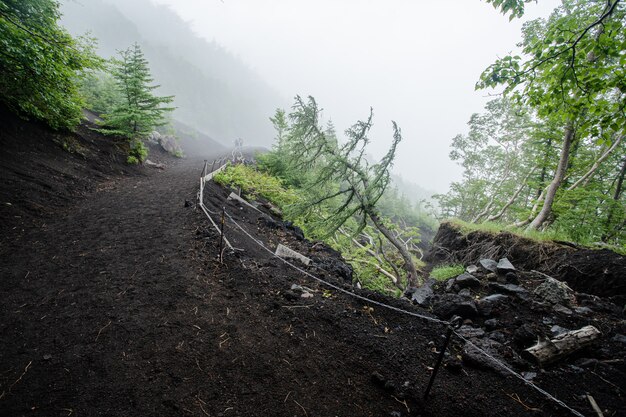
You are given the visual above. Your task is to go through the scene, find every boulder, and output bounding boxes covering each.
[406,279,435,306]
[479,259,498,273]
[455,273,481,288]
[159,134,184,157]
[534,276,575,306]
[476,294,509,317]
[496,258,516,273]
[488,282,528,298]
[432,294,478,319]
[461,338,509,376]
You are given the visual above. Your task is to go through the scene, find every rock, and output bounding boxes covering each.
[309,256,353,283]
[461,338,509,376]
[184,199,192,208]
[484,318,499,331]
[300,291,314,298]
[159,134,184,157]
[144,159,165,169]
[406,279,435,306]
[550,325,570,336]
[489,331,507,343]
[489,282,528,298]
[574,306,593,315]
[458,288,471,297]
[485,273,498,282]
[505,272,519,284]
[455,273,481,288]
[476,294,509,317]
[534,276,575,306]
[466,265,479,274]
[522,372,537,381]
[275,244,311,266]
[612,334,626,344]
[445,278,457,292]
[457,325,485,339]
[479,259,498,273]
[553,304,573,315]
[513,324,537,348]
[496,258,516,273]
[432,294,478,319]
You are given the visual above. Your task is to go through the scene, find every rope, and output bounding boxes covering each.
[223,209,449,325]
[198,163,589,417]
[454,332,587,417]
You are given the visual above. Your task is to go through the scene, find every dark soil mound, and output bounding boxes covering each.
[426,222,626,300]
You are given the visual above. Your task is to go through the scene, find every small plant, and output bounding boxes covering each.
[430,264,465,281]
[128,138,148,164]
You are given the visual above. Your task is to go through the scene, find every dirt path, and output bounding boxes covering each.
[0,157,216,415]
[1,157,620,417]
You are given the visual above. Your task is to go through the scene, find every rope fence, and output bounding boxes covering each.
[197,160,588,417]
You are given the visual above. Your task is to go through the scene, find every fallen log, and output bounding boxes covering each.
[524,325,601,365]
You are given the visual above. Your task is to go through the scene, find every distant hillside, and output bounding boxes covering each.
[60,0,285,151]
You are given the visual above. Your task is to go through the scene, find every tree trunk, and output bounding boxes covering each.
[487,169,534,222]
[528,124,575,230]
[524,325,601,365]
[602,156,626,241]
[368,211,421,287]
[567,135,623,190]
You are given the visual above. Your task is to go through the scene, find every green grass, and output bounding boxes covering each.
[450,218,576,243]
[447,218,626,256]
[214,164,299,208]
[430,264,465,281]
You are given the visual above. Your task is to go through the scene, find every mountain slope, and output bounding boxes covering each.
[60,0,285,148]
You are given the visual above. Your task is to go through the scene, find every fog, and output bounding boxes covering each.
[61,0,560,193]
[146,0,560,193]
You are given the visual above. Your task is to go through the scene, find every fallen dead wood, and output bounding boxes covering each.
[524,325,601,365]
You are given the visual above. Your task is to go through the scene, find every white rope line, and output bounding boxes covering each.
[454,332,587,417]
[199,164,588,417]
[223,209,449,325]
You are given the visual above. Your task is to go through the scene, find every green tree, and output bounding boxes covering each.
[99,42,174,163]
[478,0,626,230]
[283,96,421,287]
[0,0,99,129]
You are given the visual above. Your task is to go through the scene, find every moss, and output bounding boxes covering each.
[430,264,464,281]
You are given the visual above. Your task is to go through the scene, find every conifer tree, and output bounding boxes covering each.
[100,42,174,161]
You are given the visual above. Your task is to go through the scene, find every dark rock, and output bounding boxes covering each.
[476,294,509,316]
[484,318,499,331]
[488,331,507,343]
[184,199,192,208]
[505,272,519,284]
[457,325,485,339]
[553,304,573,315]
[455,273,481,288]
[479,259,498,273]
[513,324,537,348]
[284,221,305,240]
[432,294,478,319]
[534,276,575,306]
[458,288,471,297]
[445,278,457,292]
[310,256,353,283]
[489,282,528,298]
[496,258,516,273]
[574,306,593,315]
[612,334,626,344]
[485,273,498,282]
[406,279,435,306]
[461,338,508,376]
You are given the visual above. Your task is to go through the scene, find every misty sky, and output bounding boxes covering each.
[150,0,560,192]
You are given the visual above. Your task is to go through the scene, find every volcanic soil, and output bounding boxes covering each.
[1,111,624,417]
